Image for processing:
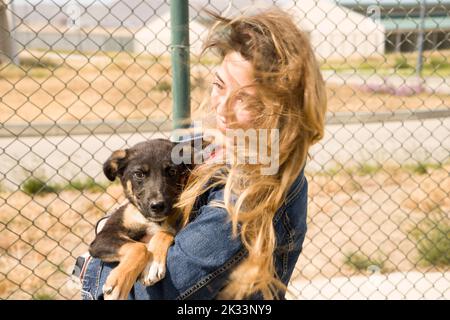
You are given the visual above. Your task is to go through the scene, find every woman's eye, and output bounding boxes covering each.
[212,82,224,90]
[133,171,144,180]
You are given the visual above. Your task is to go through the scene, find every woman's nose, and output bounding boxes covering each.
[216,95,232,118]
[216,98,226,117]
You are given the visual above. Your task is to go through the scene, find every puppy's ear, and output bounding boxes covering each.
[103,149,128,181]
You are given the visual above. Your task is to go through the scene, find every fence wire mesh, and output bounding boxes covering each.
[0,0,449,300]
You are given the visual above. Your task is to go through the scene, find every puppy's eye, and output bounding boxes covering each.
[133,171,145,180]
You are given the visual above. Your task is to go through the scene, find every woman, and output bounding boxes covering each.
[80,8,327,300]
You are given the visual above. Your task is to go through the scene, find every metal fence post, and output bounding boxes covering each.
[170,0,191,130]
[416,0,426,79]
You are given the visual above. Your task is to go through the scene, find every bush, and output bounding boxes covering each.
[358,82,423,96]
[394,57,413,70]
[153,80,171,93]
[357,163,382,176]
[66,177,106,192]
[32,292,55,300]
[344,251,386,273]
[22,176,106,195]
[21,177,59,195]
[410,212,450,267]
[405,162,442,175]
[19,56,60,69]
[427,57,450,70]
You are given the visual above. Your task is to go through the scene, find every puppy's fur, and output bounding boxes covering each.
[89,138,193,300]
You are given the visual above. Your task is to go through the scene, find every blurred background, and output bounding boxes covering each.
[0,0,449,299]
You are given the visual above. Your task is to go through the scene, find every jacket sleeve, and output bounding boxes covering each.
[143,188,246,299]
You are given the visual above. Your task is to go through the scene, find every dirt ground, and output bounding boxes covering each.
[1,50,448,299]
[325,83,450,113]
[1,50,449,128]
[0,163,448,299]
[291,163,450,285]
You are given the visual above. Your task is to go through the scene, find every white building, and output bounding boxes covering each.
[288,0,385,60]
[133,0,385,60]
[12,0,385,61]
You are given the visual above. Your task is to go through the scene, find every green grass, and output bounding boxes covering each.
[347,179,363,192]
[152,80,172,93]
[404,162,443,175]
[0,56,59,79]
[28,69,52,78]
[19,56,60,69]
[356,163,383,176]
[20,56,60,78]
[66,177,107,192]
[36,49,172,65]
[21,176,107,195]
[410,212,450,267]
[319,163,345,177]
[314,159,448,178]
[32,292,55,300]
[321,162,382,177]
[357,61,384,71]
[320,62,354,72]
[344,251,386,273]
[321,53,450,77]
[394,56,414,70]
[22,177,60,195]
[426,56,450,70]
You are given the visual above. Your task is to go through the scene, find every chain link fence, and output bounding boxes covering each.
[0,0,449,300]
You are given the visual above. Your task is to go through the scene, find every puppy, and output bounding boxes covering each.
[89,138,193,300]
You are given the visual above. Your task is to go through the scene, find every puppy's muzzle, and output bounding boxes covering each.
[139,199,171,222]
[150,200,165,213]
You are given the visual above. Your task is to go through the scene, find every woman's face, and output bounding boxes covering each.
[211,51,256,133]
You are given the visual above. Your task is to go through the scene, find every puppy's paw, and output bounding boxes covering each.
[103,272,121,300]
[140,259,166,286]
[102,268,133,300]
[102,283,119,300]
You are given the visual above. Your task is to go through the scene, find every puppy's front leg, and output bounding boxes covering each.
[103,242,150,300]
[140,230,174,286]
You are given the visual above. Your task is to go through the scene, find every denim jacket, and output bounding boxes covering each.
[80,165,308,300]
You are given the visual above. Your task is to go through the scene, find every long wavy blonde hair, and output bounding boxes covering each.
[174,8,327,299]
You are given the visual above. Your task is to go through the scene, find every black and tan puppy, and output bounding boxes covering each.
[89,138,193,300]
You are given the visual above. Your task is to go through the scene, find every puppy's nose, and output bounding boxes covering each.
[150,201,165,213]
